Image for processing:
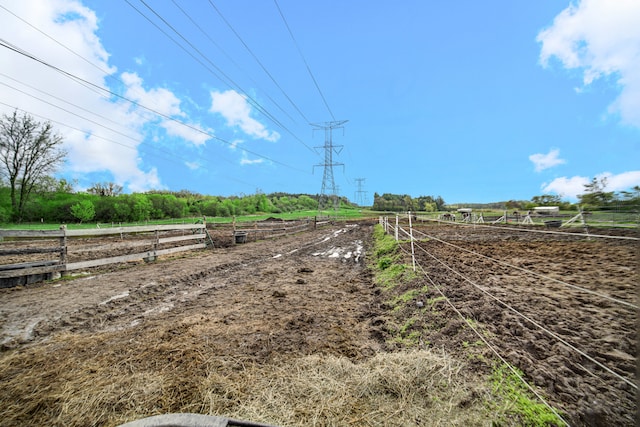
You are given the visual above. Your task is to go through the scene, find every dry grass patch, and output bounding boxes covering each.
[0,331,492,427]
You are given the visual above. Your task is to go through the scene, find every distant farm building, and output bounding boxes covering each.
[533,206,559,215]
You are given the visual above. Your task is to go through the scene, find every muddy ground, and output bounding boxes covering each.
[402,223,638,426]
[0,221,637,426]
[0,223,376,356]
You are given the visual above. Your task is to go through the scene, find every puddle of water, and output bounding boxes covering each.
[99,291,130,305]
[143,303,173,316]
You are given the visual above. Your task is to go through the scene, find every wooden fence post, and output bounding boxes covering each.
[153,229,159,258]
[59,225,67,266]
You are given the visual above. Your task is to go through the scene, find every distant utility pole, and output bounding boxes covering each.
[354,178,367,207]
[312,120,348,214]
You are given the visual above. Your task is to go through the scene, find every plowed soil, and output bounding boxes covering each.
[404,223,638,426]
[0,220,637,426]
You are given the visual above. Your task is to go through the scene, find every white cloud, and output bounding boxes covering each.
[121,72,183,118]
[0,1,214,192]
[185,161,200,170]
[160,120,211,146]
[229,139,243,150]
[122,72,212,146]
[542,170,640,199]
[537,0,640,127]
[239,152,264,166]
[542,176,590,199]
[529,148,566,172]
[210,90,280,142]
[595,171,640,191]
[65,130,163,192]
[0,0,160,192]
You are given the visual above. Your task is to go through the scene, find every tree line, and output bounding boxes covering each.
[2,111,638,223]
[0,111,351,223]
[0,184,335,224]
[372,183,640,214]
[499,180,640,212]
[372,193,446,212]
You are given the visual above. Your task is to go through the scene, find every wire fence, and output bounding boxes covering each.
[378,213,638,425]
[416,206,640,230]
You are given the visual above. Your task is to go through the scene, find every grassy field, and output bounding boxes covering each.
[2,207,636,230]
[0,208,380,230]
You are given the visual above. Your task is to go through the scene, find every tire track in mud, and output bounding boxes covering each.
[2,224,367,349]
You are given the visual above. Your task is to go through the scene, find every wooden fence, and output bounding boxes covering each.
[0,223,209,287]
[231,217,314,243]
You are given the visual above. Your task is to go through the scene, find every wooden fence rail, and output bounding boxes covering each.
[1,218,315,286]
[0,223,208,287]
[231,218,313,243]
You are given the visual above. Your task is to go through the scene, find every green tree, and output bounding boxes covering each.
[578,177,615,208]
[0,185,11,222]
[531,194,562,206]
[297,195,317,210]
[505,200,522,210]
[222,198,236,216]
[0,111,67,221]
[422,202,436,212]
[147,193,187,219]
[130,194,152,221]
[35,176,76,194]
[113,201,131,222]
[619,186,640,206]
[70,199,95,223]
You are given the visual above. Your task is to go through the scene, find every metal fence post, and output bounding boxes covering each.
[395,215,399,241]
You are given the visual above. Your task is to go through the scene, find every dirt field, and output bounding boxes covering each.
[0,221,637,426]
[404,223,638,426]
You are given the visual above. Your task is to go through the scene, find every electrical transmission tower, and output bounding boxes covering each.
[354,178,367,207]
[312,120,348,214]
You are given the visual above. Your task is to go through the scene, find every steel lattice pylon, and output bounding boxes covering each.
[312,120,347,214]
[354,177,367,207]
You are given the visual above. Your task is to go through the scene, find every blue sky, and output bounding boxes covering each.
[1,0,639,204]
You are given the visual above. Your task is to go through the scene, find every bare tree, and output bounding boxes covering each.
[87,181,123,197]
[0,110,67,221]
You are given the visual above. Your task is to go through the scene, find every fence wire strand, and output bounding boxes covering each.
[381,214,638,424]
[393,242,571,426]
[410,227,638,310]
[384,216,637,388]
[421,217,639,241]
[410,238,636,389]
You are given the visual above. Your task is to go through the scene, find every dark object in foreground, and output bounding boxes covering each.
[118,413,279,427]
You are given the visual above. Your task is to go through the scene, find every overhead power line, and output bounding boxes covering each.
[207,0,311,124]
[0,72,134,137]
[0,4,114,78]
[0,37,308,174]
[169,0,298,126]
[0,101,258,189]
[126,0,317,155]
[273,0,336,121]
[127,0,280,126]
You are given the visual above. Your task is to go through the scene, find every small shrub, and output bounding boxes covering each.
[377,256,394,270]
[489,364,566,426]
